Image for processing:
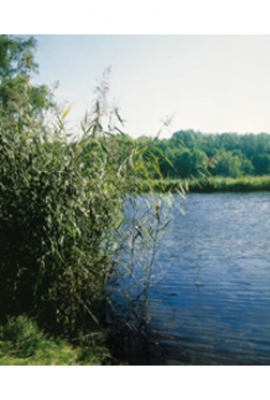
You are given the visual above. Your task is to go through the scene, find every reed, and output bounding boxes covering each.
[0,36,184,359]
[0,81,177,345]
[138,176,270,193]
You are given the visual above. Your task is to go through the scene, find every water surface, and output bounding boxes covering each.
[109,193,270,365]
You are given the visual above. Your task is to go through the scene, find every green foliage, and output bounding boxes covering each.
[145,176,270,193]
[0,35,54,129]
[0,315,45,358]
[211,151,242,178]
[0,105,140,336]
[137,129,270,179]
[253,153,270,175]
[0,315,111,365]
[0,35,176,341]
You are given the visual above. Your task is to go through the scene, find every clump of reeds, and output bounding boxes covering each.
[0,35,183,345]
[0,80,179,342]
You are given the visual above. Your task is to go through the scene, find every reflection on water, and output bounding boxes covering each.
[108,193,270,365]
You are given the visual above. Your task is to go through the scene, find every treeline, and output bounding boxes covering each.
[125,130,270,179]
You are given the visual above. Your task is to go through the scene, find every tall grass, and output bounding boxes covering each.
[0,104,121,336]
[0,78,179,344]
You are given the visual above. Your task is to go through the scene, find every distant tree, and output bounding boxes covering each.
[173,148,208,178]
[160,130,270,178]
[218,133,240,152]
[211,151,242,178]
[200,134,219,157]
[240,158,255,176]
[172,129,202,149]
[253,153,270,175]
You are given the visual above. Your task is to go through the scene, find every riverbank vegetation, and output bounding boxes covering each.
[76,124,270,192]
[0,35,174,364]
[138,176,270,193]
[0,315,113,365]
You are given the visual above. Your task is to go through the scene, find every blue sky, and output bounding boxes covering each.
[31,35,270,138]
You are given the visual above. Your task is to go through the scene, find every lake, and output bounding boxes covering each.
[107,192,270,365]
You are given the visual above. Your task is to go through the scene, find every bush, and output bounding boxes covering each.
[0,100,139,336]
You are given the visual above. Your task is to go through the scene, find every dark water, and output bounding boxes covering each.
[108,193,270,365]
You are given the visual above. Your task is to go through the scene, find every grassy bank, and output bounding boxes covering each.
[139,176,270,193]
[0,316,117,365]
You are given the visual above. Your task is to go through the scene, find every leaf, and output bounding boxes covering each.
[114,107,125,126]
[61,104,72,119]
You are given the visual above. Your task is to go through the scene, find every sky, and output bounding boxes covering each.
[31,35,270,139]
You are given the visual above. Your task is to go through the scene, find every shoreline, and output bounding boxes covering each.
[138,176,270,193]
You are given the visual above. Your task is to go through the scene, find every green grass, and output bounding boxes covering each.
[0,316,113,365]
[138,176,270,193]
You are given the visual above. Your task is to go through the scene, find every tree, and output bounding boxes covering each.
[253,153,270,175]
[0,35,54,130]
[211,151,243,178]
[173,148,208,178]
